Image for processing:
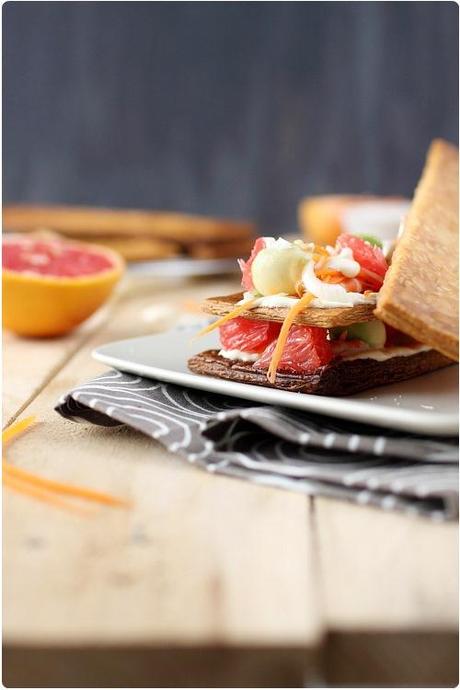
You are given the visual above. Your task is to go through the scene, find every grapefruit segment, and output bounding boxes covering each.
[254,324,333,375]
[336,233,388,290]
[2,235,124,337]
[219,317,281,353]
[238,237,266,291]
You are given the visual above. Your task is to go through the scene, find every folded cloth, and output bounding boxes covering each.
[55,370,459,521]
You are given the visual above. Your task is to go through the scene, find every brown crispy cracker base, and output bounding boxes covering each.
[375,139,459,360]
[188,349,453,396]
[202,292,376,328]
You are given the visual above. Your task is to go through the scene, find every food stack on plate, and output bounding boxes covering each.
[2,205,256,262]
[189,139,458,395]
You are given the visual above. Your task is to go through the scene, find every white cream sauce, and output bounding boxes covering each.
[238,289,377,310]
[218,349,259,362]
[325,247,360,277]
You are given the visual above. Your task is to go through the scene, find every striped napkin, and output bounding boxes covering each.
[55,370,458,521]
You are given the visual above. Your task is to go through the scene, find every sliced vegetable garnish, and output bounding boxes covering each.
[355,233,383,248]
[267,292,315,383]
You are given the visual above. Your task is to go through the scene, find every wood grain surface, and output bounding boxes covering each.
[3,276,458,687]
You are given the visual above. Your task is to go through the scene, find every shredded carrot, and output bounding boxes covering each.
[2,416,36,446]
[314,245,330,257]
[192,298,259,339]
[315,267,339,276]
[3,474,95,517]
[267,292,315,383]
[2,416,130,512]
[3,462,131,508]
[322,274,345,284]
[316,270,343,281]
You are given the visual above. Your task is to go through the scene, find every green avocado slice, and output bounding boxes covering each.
[346,320,386,348]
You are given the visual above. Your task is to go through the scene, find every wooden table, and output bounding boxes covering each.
[3,275,459,687]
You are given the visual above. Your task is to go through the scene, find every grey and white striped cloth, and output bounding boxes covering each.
[55,370,459,521]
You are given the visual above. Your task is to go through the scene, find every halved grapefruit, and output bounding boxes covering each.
[3,235,124,337]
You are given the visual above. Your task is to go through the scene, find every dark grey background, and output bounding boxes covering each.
[3,2,458,232]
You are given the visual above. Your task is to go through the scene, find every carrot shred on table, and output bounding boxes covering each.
[2,416,130,512]
[2,415,37,446]
[2,462,131,508]
[3,474,95,517]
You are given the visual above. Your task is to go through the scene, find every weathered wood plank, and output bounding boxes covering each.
[314,497,458,630]
[4,280,322,651]
[3,646,316,688]
[3,314,105,427]
[323,631,458,687]
[2,275,230,426]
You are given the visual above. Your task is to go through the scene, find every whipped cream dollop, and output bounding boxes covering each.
[325,247,360,277]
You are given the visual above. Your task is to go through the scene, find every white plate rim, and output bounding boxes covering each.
[92,333,458,437]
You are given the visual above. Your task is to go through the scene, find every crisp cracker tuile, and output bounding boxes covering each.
[375,139,459,361]
[202,292,377,328]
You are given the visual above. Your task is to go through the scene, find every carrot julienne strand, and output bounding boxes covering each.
[192,298,259,339]
[2,416,130,512]
[3,474,95,516]
[267,292,315,384]
[316,271,344,283]
[3,461,131,508]
[2,416,37,445]
[313,245,330,256]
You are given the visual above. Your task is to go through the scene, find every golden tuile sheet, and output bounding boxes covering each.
[202,292,376,328]
[375,139,459,361]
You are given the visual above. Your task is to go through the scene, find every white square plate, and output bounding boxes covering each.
[93,329,458,436]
